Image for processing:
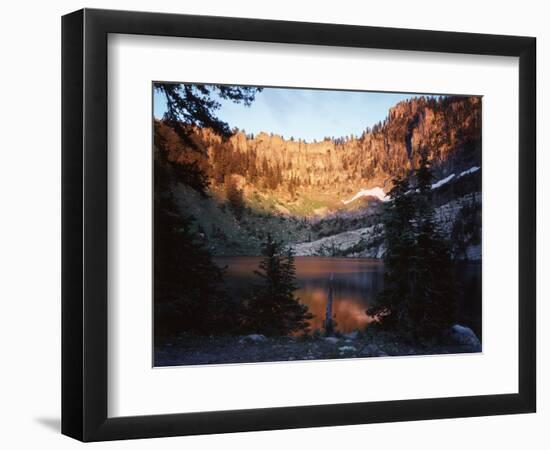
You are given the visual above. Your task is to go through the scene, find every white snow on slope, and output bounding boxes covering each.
[344,167,479,201]
[458,166,480,177]
[342,187,388,205]
[431,166,480,190]
[431,174,455,189]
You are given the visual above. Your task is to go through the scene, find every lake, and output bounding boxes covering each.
[214,256,481,336]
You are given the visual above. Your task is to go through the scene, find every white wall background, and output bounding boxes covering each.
[0,0,547,448]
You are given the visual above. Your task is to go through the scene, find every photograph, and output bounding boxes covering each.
[0,0,542,446]
[153,82,482,367]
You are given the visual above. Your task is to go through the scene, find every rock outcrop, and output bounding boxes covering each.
[445,325,482,351]
[158,95,482,256]
[162,95,481,206]
[292,193,481,261]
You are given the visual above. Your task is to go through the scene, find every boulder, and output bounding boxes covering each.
[343,330,360,340]
[338,345,357,354]
[447,325,481,350]
[361,344,388,357]
[323,337,340,344]
[239,334,267,344]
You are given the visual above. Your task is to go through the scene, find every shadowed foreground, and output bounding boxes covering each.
[155,327,481,367]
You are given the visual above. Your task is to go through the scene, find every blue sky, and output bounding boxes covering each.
[154,85,425,142]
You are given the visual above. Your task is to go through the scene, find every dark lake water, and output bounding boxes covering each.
[214,256,481,336]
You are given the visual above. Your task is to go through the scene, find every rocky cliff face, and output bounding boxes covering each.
[182,95,481,201]
[158,95,482,257]
[292,192,482,261]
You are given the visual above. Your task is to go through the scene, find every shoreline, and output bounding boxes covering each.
[154,327,481,367]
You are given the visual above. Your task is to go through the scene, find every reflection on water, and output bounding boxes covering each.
[215,256,482,336]
[215,256,384,333]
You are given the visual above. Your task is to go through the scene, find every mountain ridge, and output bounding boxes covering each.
[156,95,482,257]
[159,95,481,214]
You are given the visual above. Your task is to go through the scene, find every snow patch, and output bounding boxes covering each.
[431,166,479,190]
[458,166,480,178]
[338,346,357,353]
[431,174,455,189]
[342,187,388,204]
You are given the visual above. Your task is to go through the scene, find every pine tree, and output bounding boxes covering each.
[154,83,261,338]
[154,192,235,337]
[368,150,457,340]
[410,150,457,337]
[154,121,210,194]
[244,235,313,336]
[154,83,262,150]
[367,175,416,334]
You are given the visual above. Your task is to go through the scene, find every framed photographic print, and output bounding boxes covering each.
[62,8,536,441]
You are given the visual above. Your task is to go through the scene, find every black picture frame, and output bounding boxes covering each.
[62,8,536,442]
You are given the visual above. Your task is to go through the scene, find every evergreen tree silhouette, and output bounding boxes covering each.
[368,149,457,339]
[244,235,313,336]
[154,83,261,338]
[155,83,262,152]
[410,150,457,337]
